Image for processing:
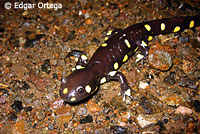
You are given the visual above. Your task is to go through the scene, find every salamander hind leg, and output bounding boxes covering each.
[106,71,133,101]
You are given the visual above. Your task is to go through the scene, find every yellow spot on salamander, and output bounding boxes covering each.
[136,54,144,62]
[104,37,109,40]
[63,88,68,94]
[81,55,87,61]
[70,97,76,102]
[107,30,112,36]
[85,85,92,93]
[148,36,153,41]
[108,71,117,76]
[101,43,107,47]
[161,23,165,31]
[173,26,180,32]
[124,39,131,48]
[114,62,119,70]
[144,24,151,31]
[141,40,147,47]
[123,54,128,62]
[76,65,85,70]
[189,20,194,28]
[100,77,106,84]
[72,67,76,71]
[134,47,138,52]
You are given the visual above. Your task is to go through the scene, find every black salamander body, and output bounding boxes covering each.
[60,15,200,103]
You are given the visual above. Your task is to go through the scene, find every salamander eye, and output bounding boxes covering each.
[76,86,84,94]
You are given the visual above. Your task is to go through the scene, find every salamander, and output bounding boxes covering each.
[59,15,200,103]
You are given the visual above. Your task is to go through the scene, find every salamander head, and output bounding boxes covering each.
[59,69,98,103]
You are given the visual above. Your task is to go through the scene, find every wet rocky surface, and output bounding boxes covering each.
[0,0,200,133]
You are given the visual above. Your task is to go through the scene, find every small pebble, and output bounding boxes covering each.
[0,28,4,32]
[175,106,193,115]
[9,113,18,121]
[139,96,163,114]
[23,22,30,27]
[197,32,200,42]
[24,106,33,112]
[85,19,93,24]
[136,114,154,128]
[48,123,54,130]
[163,72,176,85]
[21,81,30,90]
[177,77,198,89]
[11,100,23,112]
[32,123,37,128]
[163,118,168,124]
[0,88,9,96]
[178,36,189,43]
[0,96,6,104]
[24,34,45,48]
[79,114,93,124]
[193,100,200,112]
[41,59,51,74]
[92,37,100,43]
[110,125,128,134]
[84,13,89,19]
[52,73,58,79]
[77,107,87,116]
[138,81,149,89]
[148,44,173,71]
[65,31,76,41]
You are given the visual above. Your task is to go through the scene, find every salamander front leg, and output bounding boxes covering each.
[66,50,88,70]
[135,40,150,64]
[136,40,149,58]
[106,71,132,101]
